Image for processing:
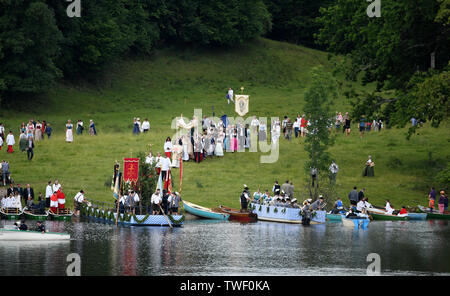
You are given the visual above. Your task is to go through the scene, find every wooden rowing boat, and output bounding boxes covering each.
[213,205,257,223]
[407,213,427,220]
[183,200,229,220]
[0,207,23,220]
[326,213,343,221]
[0,228,70,241]
[418,205,450,220]
[250,203,326,224]
[23,207,49,220]
[370,212,409,221]
[48,209,73,221]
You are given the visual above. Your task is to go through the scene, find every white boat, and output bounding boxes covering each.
[0,228,70,241]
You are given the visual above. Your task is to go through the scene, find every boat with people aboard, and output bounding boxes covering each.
[183,200,230,220]
[250,203,326,224]
[23,207,49,220]
[82,204,185,227]
[0,228,70,241]
[212,205,257,223]
[370,212,409,221]
[418,205,450,220]
[48,208,73,221]
[0,207,23,220]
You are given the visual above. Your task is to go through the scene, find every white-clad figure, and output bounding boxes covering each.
[227,87,234,104]
[52,180,61,193]
[6,131,15,153]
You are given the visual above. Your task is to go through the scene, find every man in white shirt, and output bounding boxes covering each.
[151,189,162,214]
[145,152,154,165]
[356,199,366,212]
[142,119,150,133]
[45,181,53,208]
[293,117,301,138]
[74,190,88,216]
[160,154,171,188]
[6,131,15,153]
[227,87,234,104]
[52,180,61,193]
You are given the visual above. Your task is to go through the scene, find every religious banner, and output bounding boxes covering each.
[235,95,249,116]
[123,158,140,182]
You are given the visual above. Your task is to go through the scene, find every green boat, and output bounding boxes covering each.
[418,205,450,220]
[326,213,343,221]
[370,212,409,221]
[0,208,24,220]
[48,209,73,221]
[23,207,49,220]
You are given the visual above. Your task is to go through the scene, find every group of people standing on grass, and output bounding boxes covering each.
[132,118,151,134]
[428,187,448,214]
[66,119,97,142]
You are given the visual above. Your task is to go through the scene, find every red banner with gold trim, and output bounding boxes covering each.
[123,158,139,182]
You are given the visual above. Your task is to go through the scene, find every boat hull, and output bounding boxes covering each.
[48,210,73,221]
[0,229,70,241]
[0,208,23,220]
[341,216,370,228]
[370,213,409,221]
[183,201,229,220]
[24,210,49,221]
[251,203,326,224]
[408,213,427,220]
[418,205,450,220]
[326,214,343,221]
[215,206,257,223]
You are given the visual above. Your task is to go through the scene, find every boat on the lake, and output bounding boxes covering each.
[0,207,23,220]
[48,209,73,221]
[418,205,450,220]
[0,228,70,241]
[250,203,326,224]
[370,212,409,221]
[341,215,370,228]
[23,207,49,220]
[213,205,257,223]
[326,213,343,221]
[183,200,229,220]
[83,205,184,227]
[407,213,427,220]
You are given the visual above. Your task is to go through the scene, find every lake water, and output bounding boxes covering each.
[1,218,449,276]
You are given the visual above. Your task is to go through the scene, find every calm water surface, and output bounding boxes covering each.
[1,218,449,276]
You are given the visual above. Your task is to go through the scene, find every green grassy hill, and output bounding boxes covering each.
[1,38,448,209]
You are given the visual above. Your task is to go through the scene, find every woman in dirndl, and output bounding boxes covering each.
[66,120,73,143]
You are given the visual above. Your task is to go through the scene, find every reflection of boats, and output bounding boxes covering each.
[341,215,370,228]
[326,213,343,221]
[250,203,326,224]
[418,205,450,220]
[48,209,73,221]
[0,207,23,220]
[23,207,49,220]
[213,205,257,223]
[407,213,427,220]
[370,212,409,221]
[183,201,229,220]
[0,229,70,241]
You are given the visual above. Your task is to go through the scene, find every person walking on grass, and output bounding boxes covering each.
[343,112,351,137]
[65,120,73,143]
[329,161,338,184]
[359,115,366,139]
[45,123,53,139]
[26,136,34,160]
[348,186,358,206]
[227,87,234,104]
[285,118,293,141]
[6,131,15,153]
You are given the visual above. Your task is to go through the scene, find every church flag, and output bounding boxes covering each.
[156,172,163,191]
[113,172,121,200]
[123,158,139,182]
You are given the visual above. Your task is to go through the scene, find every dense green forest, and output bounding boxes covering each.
[0,0,449,132]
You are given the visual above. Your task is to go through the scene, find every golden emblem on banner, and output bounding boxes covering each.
[235,95,249,116]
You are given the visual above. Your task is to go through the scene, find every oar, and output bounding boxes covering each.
[159,204,173,229]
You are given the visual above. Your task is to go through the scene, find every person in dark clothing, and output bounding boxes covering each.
[240,185,250,211]
[358,188,366,201]
[161,190,169,214]
[17,220,28,231]
[348,186,358,205]
[35,221,45,233]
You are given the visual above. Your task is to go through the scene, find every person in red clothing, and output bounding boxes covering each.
[57,188,66,209]
[50,191,59,213]
[300,115,308,137]
[398,206,408,217]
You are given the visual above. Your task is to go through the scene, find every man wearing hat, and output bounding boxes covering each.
[240,185,250,212]
[291,198,299,208]
[311,196,325,211]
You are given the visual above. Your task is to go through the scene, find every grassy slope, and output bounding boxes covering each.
[1,38,448,209]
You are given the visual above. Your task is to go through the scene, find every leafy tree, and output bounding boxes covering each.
[0,1,62,96]
[264,0,335,48]
[303,67,337,199]
[316,0,450,134]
